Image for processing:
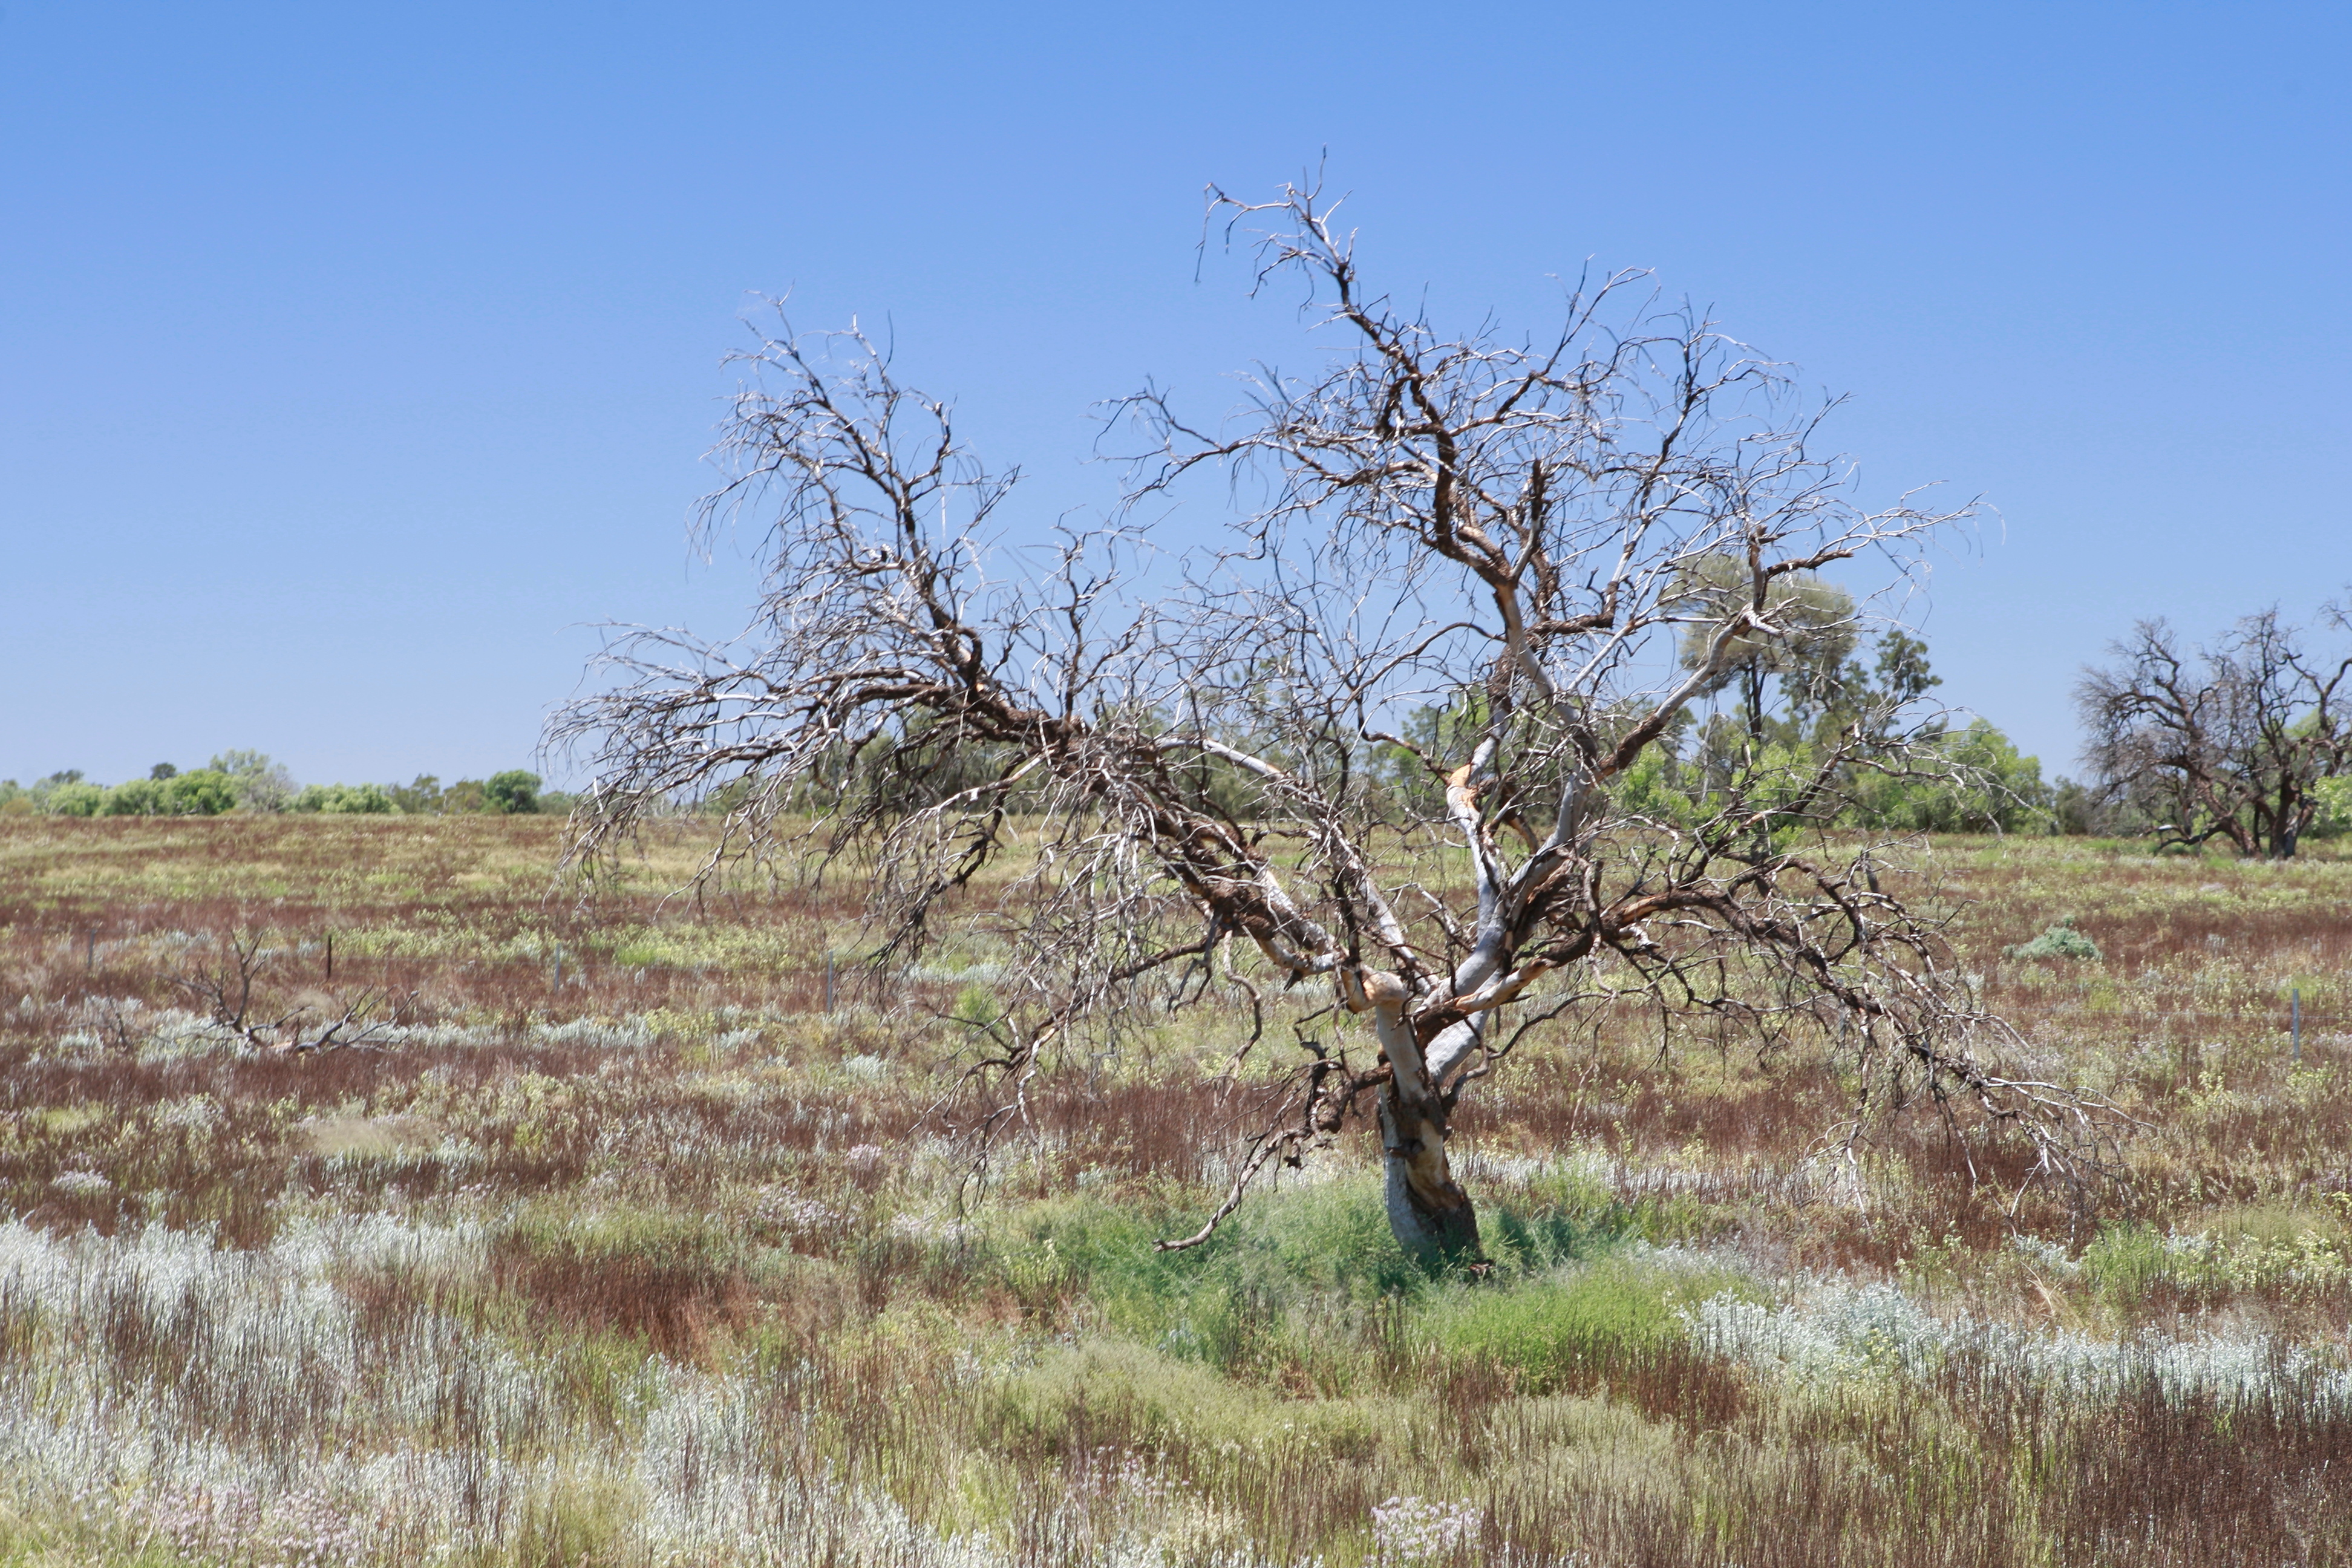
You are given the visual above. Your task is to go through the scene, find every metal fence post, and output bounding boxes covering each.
[2292,987,2302,1066]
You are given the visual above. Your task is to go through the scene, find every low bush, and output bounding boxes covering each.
[2007,917,2101,961]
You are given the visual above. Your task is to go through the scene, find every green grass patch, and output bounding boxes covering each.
[1420,1254,1762,1392]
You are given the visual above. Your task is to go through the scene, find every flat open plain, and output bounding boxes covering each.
[3,817,2349,1566]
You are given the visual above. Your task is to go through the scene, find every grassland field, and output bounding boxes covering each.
[2,815,2350,1567]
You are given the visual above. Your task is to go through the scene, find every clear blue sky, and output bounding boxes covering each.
[3,2,2345,788]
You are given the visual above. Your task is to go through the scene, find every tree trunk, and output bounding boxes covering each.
[2267,783,2305,859]
[1377,1087,1481,1259]
[1361,979,1482,1261]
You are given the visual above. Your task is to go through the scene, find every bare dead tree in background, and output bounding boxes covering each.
[2077,604,2351,858]
[170,932,402,1054]
[554,179,2115,1259]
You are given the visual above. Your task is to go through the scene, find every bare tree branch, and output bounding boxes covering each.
[554,176,2118,1260]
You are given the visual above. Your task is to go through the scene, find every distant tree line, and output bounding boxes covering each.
[714,567,2351,858]
[0,752,572,819]
[725,554,2072,843]
[5,596,2345,858]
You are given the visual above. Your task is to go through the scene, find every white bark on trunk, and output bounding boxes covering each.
[1361,976,1481,1259]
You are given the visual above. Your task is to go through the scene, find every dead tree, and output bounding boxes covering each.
[171,931,400,1054]
[2077,606,2352,858]
[555,178,2112,1259]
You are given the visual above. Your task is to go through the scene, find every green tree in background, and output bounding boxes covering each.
[98,770,239,816]
[1673,552,1858,745]
[2313,776,2352,838]
[97,778,166,815]
[385,775,443,814]
[164,770,240,815]
[48,784,105,817]
[1869,630,1942,709]
[291,783,398,814]
[35,772,105,817]
[1382,622,2044,841]
[1849,719,2051,834]
[208,751,297,812]
[484,770,540,814]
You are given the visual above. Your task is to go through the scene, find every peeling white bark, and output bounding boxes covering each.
[1353,972,1481,1259]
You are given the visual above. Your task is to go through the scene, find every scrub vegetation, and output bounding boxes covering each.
[0,756,567,820]
[2,815,2349,1566]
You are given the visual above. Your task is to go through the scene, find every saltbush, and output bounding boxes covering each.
[2007,917,2102,961]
